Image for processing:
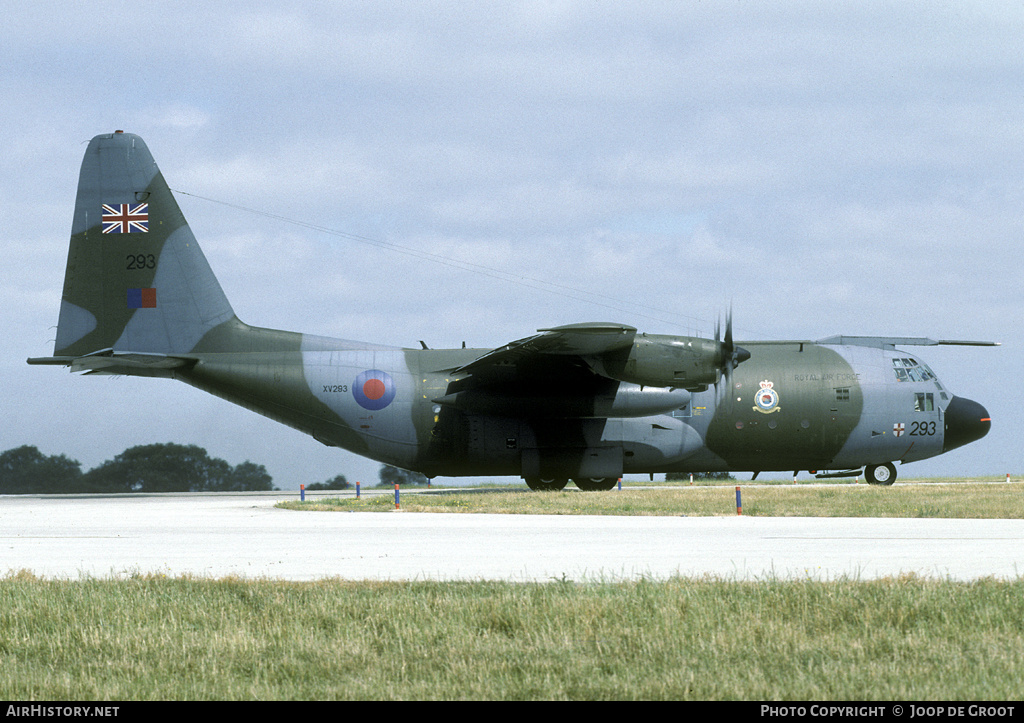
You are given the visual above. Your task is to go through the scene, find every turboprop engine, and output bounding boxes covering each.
[594,331,751,392]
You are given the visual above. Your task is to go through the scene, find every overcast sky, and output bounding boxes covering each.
[3,1,1020,489]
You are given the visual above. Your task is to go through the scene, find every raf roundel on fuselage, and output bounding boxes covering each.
[353,369,397,411]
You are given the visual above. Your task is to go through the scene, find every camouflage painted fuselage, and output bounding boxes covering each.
[169,331,976,480]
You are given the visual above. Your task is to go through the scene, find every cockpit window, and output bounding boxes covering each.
[892,357,935,383]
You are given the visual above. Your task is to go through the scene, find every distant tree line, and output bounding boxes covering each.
[0,443,276,494]
[305,474,350,491]
[1,445,434,495]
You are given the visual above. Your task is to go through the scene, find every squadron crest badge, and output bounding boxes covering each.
[753,380,781,414]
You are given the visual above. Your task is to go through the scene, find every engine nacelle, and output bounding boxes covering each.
[595,334,726,391]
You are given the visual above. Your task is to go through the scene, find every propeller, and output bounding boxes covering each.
[715,308,751,398]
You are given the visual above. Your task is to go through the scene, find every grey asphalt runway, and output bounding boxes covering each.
[2,492,1022,581]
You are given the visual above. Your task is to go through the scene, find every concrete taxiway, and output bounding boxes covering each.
[2,492,1022,581]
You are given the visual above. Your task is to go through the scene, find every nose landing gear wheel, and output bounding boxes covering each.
[865,463,896,486]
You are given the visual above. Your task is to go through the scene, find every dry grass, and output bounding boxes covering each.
[281,478,1024,519]
[2,572,1023,700]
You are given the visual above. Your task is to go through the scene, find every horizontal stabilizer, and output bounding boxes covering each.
[27,349,196,377]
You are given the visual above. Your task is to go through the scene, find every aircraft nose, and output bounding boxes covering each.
[943,396,992,453]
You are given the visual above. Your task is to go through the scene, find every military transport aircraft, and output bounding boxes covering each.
[28,132,996,490]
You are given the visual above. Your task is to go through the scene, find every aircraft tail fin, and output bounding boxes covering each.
[47,131,235,360]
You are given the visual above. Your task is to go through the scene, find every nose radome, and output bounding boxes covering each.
[943,396,992,453]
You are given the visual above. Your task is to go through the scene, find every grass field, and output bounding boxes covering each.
[2,571,1023,700]
[279,478,1024,519]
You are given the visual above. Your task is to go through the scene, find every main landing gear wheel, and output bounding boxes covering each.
[573,477,618,491]
[525,477,568,491]
[864,463,897,486]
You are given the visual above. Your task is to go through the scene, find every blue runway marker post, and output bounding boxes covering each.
[300,484,305,502]
[735,486,742,515]
[395,484,400,510]
[356,481,360,499]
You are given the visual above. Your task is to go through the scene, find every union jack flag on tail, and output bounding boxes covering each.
[101,203,148,233]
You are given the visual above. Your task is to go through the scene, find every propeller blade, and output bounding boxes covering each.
[724,307,733,353]
[714,307,751,400]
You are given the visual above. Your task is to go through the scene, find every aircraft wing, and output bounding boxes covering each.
[437,321,714,419]
[436,323,643,417]
[453,322,637,378]
[449,319,732,394]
